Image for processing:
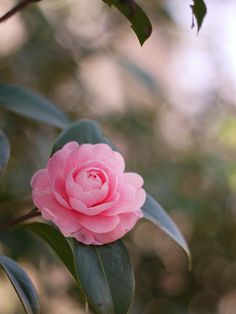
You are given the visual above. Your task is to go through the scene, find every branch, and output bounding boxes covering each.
[0,208,41,230]
[0,0,42,23]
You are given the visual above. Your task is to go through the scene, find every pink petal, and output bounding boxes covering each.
[31,169,50,191]
[99,154,125,173]
[92,144,125,172]
[134,208,144,218]
[52,177,70,209]
[69,197,87,212]
[64,144,94,173]
[78,214,120,233]
[86,192,120,215]
[70,160,119,202]
[65,169,83,198]
[73,227,97,245]
[132,188,146,210]
[103,183,135,215]
[79,188,108,207]
[104,168,119,202]
[111,151,125,172]
[123,172,144,188]
[32,191,81,236]
[69,194,121,217]
[92,143,113,158]
[47,149,72,181]
[94,212,140,244]
[66,170,108,207]
[74,171,94,191]
[62,141,79,152]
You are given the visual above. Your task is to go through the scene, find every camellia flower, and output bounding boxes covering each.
[31,142,146,245]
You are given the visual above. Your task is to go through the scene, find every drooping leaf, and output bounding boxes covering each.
[0,255,40,314]
[22,222,77,279]
[0,129,10,174]
[73,240,134,314]
[142,194,191,267]
[0,85,70,128]
[52,119,117,154]
[190,0,207,32]
[102,0,152,45]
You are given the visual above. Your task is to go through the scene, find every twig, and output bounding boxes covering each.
[0,208,41,230]
[0,0,42,23]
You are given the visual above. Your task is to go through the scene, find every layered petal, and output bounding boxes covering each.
[123,172,144,188]
[31,141,145,245]
[94,211,140,244]
[78,214,120,233]
[103,182,136,215]
[92,144,125,172]
[31,169,50,192]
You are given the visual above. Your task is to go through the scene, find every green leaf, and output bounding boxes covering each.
[102,0,152,45]
[52,119,117,154]
[142,194,191,267]
[22,222,77,279]
[0,85,70,128]
[73,240,134,314]
[0,129,10,174]
[0,255,40,314]
[23,223,134,313]
[190,0,207,32]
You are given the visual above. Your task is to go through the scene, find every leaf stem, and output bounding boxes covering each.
[0,0,42,23]
[0,208,41,230]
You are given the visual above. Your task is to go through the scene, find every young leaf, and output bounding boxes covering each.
[102,0,152,45]
[142,194,191,267]
[22,222,77,279]
[0,85,70,128]
[0,129,10,174]
[190,0,207,32]
[52,119,117,154]
[0,255,40,314]
[73,240,134,314]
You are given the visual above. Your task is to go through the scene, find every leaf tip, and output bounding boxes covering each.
[190,0,207,33]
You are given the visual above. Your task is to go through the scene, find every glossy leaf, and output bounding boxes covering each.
[22,222,77,279]
[0,85,70,128]
[0,129,10,174]
[0,255,40,314]
[142,194,191,267]
[102,0,152,45]
[191,0,207,32]
[52,119,117,154]
[73,240,134,314]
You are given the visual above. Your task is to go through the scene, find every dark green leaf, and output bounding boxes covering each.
[52,119,117,154]
[0,85,70,128]
[22,222,77,279]
[190,0,207,32]
[73,240,134,314]
[102,0,152,45]
[0,255,40,314]
[142,194,191,267]
[0,129,10,174]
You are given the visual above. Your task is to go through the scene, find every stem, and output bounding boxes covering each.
[0,0,42,23]
[0,208,41,230]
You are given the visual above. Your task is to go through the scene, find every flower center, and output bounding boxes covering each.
[86,170,103,189]
[74,168,106,191]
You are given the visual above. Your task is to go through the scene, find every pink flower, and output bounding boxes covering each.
[31,142,146,245]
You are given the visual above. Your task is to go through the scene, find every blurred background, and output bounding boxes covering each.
[1,0,236,313]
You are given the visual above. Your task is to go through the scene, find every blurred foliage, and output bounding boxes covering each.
[0,0,235,313]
